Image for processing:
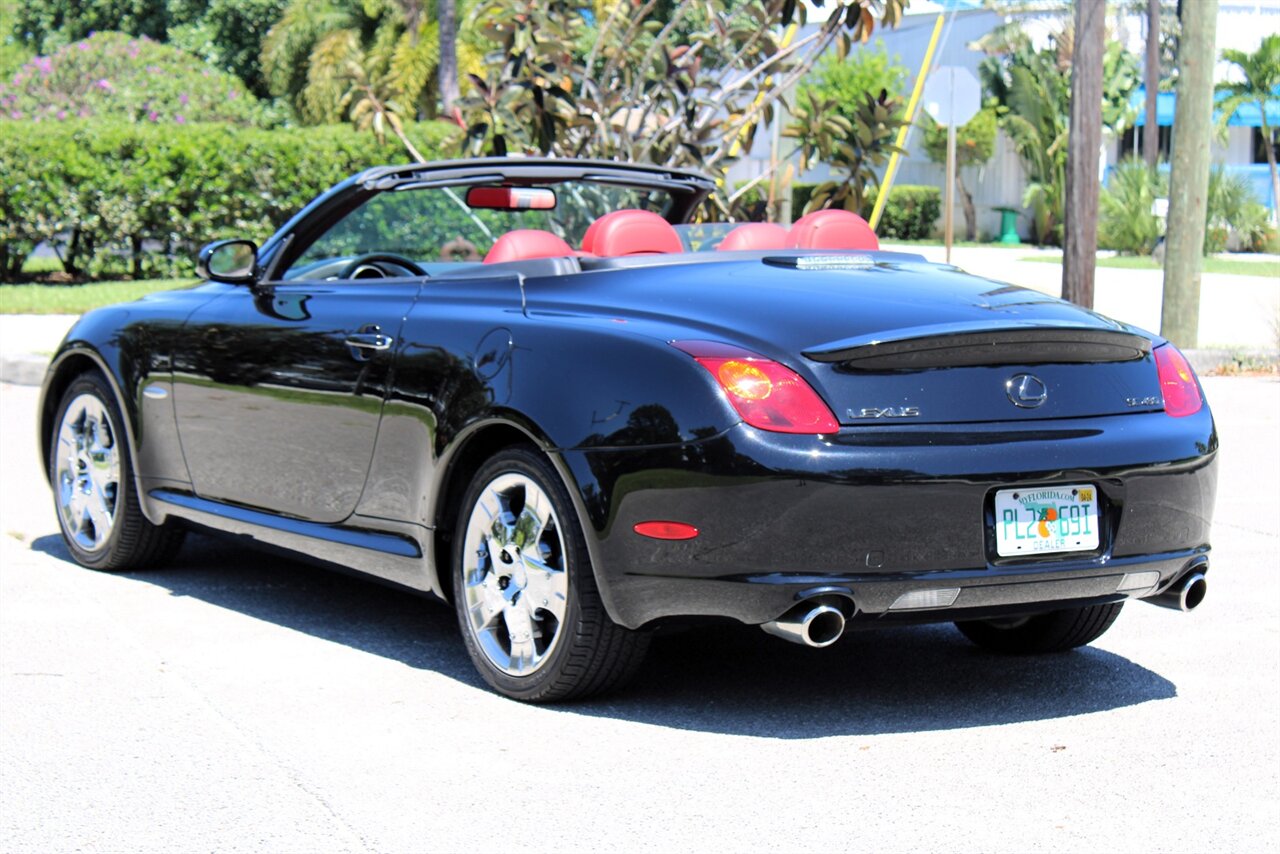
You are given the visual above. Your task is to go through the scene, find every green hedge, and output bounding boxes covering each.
[860,185,941,240]
[0,120,461,280]
[736,183,940,241]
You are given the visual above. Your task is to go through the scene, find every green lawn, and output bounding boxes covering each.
[1020,254,1280,278]
[0,280,193,314]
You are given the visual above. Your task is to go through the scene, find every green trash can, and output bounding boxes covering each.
[994,207,1021,245]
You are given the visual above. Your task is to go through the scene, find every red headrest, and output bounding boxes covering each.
[717,223,790,252]
[581,209,683,257]
[484,229,576,264]
[787,209,879,250]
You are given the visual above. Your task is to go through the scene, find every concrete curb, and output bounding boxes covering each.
[0,355,49,387]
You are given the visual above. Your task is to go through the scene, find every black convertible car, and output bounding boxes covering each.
[41,158,1216,701]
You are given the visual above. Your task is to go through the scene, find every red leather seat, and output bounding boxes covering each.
[786,209,879,250]
[484,229,576,263]
[581,209,683,257]
[717,223,789,251]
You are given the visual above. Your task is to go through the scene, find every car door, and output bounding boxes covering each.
[171,276,419,524]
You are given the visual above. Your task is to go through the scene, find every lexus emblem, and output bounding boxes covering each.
[1006,373,1048,408]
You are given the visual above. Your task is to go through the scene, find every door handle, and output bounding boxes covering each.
[344,332,394,351]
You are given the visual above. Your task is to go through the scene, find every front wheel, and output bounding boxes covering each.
[452,447,648,702]
[954,602,1124,654]
[50,372,185,570]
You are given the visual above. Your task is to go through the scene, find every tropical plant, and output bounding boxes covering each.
[978,22,1140,245]
[921,106,997,240]
[786,88,906,215]
[796,39,908,126]
[1206,167,1272,254]
[262,0,445,124]
[1098,157,1167,255]
[458,0,910,215]
[1215,34,1280,225]
[0,32,273,126]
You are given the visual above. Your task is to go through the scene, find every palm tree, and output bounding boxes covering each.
[1216,35,1280,223]
[261,0,441,124]
[438,0,460,118]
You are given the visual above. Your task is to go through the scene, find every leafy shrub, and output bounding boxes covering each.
[861,185,941,240]
[0,119,460,279]
[1206,168,1274,253]
[0,31,274,126]
[725,183,939,242]
[1099,158,1167,255]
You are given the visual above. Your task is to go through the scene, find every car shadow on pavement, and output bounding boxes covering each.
[33,532,1176,738]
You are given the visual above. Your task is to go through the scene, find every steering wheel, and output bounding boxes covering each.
[337,253,427,280]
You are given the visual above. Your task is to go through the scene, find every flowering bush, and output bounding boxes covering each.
[0,31,272,126]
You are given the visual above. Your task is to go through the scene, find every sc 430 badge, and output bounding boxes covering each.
[848,406,921,419]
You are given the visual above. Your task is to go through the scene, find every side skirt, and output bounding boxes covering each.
[149,489,439,596]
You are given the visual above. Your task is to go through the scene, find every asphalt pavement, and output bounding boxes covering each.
[1,376,1277,853]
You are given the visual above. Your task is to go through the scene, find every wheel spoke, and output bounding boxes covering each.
[465,574,505,631]
[520,555,568,623]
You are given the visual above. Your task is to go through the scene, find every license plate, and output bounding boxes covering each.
[994,484,1099,557]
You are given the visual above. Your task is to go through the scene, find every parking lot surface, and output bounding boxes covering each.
[1,377,1277,853]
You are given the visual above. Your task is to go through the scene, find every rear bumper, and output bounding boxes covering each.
[559,410,1218,629]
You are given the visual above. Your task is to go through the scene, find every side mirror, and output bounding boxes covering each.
[198,239,258,284]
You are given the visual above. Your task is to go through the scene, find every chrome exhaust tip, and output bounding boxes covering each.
[761,603,847,648]
[1148,571,1207,612]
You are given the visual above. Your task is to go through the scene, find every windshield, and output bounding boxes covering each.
[284,181,675,278]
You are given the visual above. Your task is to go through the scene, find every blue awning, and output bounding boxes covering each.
[1131,85,1280,127]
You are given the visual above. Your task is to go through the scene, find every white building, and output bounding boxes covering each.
[728,0,1280,237]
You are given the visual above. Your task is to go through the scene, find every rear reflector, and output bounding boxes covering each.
[1117,571,1161,593]
[671,340,839,434]
[1153,345,1203,417]
[633,521,700,540]
[888,588,961,611]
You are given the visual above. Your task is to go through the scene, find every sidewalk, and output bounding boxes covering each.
[1,253,1276,386]
[0,314,77,386]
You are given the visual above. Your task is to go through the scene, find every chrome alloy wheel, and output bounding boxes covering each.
[460,472,569,676]
[54,393,121,553]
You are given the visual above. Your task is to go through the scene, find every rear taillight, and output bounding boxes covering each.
[672,340,839,434]
[1154,344,1203,417]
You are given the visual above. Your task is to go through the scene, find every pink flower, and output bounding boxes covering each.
[78,42,89,51]
[148,111,158,122]
[9,111,19,119]
[227,89,238,100]
[175,114,186,124]
[179,93,189,106]
[96,78,111,90]
[56,110,66,120]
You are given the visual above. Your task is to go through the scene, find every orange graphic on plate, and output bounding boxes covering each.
[1037,507,1058,538]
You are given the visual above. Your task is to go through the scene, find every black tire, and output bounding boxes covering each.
[954,602,1124,654]
[49,372,185,571]
[452,447,648,702]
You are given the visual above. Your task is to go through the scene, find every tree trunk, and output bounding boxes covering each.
[1062,0,1105,309]
[438,0,460,118]
[957,170,977,242]
[1144,0,1160,167]
[1261,117,1279,226]
[131,236,144,280]
[64,229,81,277]
[1161,0,1219,349]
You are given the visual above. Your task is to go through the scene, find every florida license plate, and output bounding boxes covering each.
[994,484,1099,557]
